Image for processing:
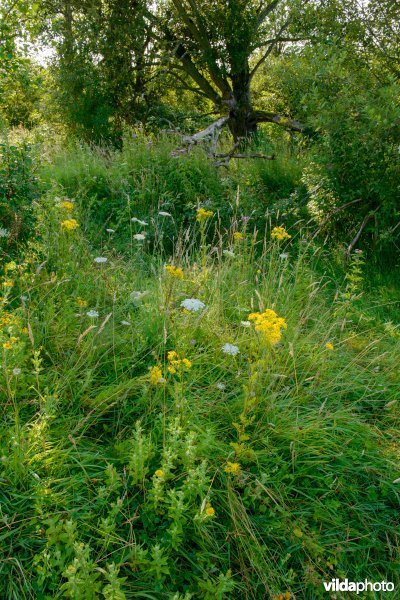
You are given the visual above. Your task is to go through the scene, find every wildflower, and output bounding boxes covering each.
[86,310,99,318]
[165,265,184,279]
[131,217,148,226]
[154,469,164,478]
[180,298,205,312]
[205,503,215,517]
[241,320,251,328]
[215,382,226,391]
[5,261,17,272]
[279,253,289,260]
[149,365,165,385]
[94,257,108,264]
[248,309,287,345]
[0,228,10,237]
[223,249,235,258]
[325,342,334,351]
[222,343,240,356]
[60,200,74,211]
[233,232,244,241]
[12,368,22,376]
[61,219,79,231]
[225,462,241,475]
[182,358,192,368]
[133,233,146,241]
[167,351,192,374]
[106,228,115,233]
[3,280,14,288]
[293,528,303,538]
[271,226,291,241]
[3,341,12,350]
[76,297,88,308]
[121,320,131,326]
[196,207,214,222]
[159,211,172,217]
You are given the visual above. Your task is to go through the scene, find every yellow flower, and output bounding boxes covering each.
[248,309,287,345]
[271,226,291,241]
[196,207,214,222]
[154,469,164,478]
[167,366,177,374]
[3,341,12,350]
[3,280,14,288]
[76,297,88,308]
[182,358,192,368]
[61,219,79,231]
[167,350,179,361]
[60,200,74,211]
[325,342,334,351]
[205,503,215,517]
[149,365,165,385]
[224,462,241,475]
[5,261,17,272]
[167,351,192,374]
[165,265,184,279]
[293,528,303,538]
[233,232,244,241]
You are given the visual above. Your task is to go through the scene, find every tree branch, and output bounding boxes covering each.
[254,110,305,132]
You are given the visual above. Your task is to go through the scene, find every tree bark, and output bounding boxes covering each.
[227,70,258,142]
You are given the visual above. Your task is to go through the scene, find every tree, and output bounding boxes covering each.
[152,0,353,142]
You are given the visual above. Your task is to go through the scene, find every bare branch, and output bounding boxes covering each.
[254,110,305,132]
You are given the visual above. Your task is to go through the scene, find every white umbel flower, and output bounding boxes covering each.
[131,217,148,226]
[94,257,108,263]
[180,298,206,312]
[222,343,240,356]
[133,233,146,241]
[86,310,99,318]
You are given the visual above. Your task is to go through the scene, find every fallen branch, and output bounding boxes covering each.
[171,116,229,157]
[346,212,375,255]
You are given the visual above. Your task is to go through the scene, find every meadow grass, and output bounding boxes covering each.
[1,141,400,599]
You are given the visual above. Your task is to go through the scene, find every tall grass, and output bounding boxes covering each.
[1,179,399,598]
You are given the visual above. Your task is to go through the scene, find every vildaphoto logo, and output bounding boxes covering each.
[323,579,395,594]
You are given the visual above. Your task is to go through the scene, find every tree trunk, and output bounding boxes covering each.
[227,70,257,142]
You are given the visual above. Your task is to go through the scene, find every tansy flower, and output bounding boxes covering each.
[167,351,192,374]
[3,280,14,288]
[149,365,165,385]
[60,200,74,211]
[165,265,184,279]
[248,309,287,345]
[233,232,244,241]
[76,297,88,308]
[154,469,164,478]
[196,207,214,222]
[205,503,215,517]
[61,219,79,231]
[225,462,241,475]
[271,226,291,241]
[325,342,334,351]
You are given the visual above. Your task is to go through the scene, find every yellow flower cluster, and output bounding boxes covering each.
[233,232,245,241]
[165,265,184,279]
[60,200,74,211]
[325,342,334,351]
[61,219,79,231]
[167,350,192,374]
[5,261,17,272]
[149,365,165,385]
[154,469,164,478]
[224,462,241,475]
[274,593,291,600]
[271,226,291,241]
[196,208,214,222]
[205,503,215,517]
[3,336,18,350]
[248,309,287,345]
[3,280,14,288]
[76,297,88,308]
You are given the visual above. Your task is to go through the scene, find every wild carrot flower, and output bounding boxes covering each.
[86,310,99,318]
[222,343,240,356]
[94,257,108,264]
[13,367,21,376]
[248,309,287,345]
[180,298,205,312]
[149,365,165,385]
[225,462,241,475]
[196,207,213,222]
[131,217,148,226]
[165,265,184,279]
[133,233,146,241]
[271,226,291,241]
[61,219,79,231]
